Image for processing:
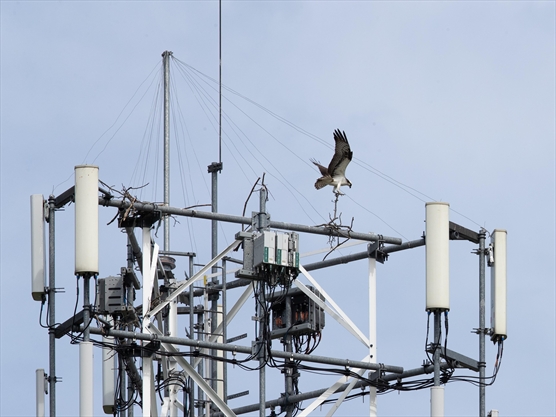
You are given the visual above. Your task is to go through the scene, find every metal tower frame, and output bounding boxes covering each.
[32,51,506,417]
[34,181,503,417]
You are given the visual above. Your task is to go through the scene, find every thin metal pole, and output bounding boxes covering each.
[368,256,377,417]
[222,259,228,404]
[189,255,195,417]
[284,291,293,417]
[209,163,220,394]
[258,280,266,417]
[433,311,441,386]
[47,195,56,417]
[431,310,444,417]
[83,275,90,342]
[197,308,205,416]
[479,230,487,417]
[126,239,135,417]
[258,186,267,417]
[162,50,172,252]
[218,0,222,165]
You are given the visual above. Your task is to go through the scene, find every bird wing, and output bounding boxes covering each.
[310,158,329,176]
[327,129,353,177]
[315,176,333,190]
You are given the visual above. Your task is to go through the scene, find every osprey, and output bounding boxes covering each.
[311,129,353,195]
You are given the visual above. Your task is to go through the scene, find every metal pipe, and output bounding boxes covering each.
[210,163,220,394]
[47,195,56,417]
[433,311,440,386]
[213,363,448,416]
[98,198,402,245]
[83,275,90,342]
[125,227,143,273]
[258,187,267,417]
[284,291,293,417]
[196,307,205,415]
[87,327,403,373]
[368,256,377,417]
[162,50,172,253]
[126,237,134,417]
[222,259,228,404]
[188,255,195,417]
[431,311,443,417]
[479,230,486,417]
[303,238,425,272]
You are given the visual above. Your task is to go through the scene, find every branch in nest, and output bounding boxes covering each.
[100,181,149,226]
[241,176,261,232]
[184,203,211,210]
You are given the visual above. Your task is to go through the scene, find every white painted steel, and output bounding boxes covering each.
[425,202,450,311]
[217,304,224,399]
[30,195,46,301]
[297,355,370,417]
[79,341,94,417]
[147,238,243,319]
[490,229,507,339]
[430,386,444,417]
[193,282,254,369]
[147,324,237,417]
[169,290,178,417]
[142,227,152,417]
[75,165,99,275]
[298,266,370,347]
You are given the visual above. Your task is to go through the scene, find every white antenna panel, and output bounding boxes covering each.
[102,319,115,414]
[30,194,46,301]
[425,202,450,311]
[75,165,99,275]
[490,229,507,341]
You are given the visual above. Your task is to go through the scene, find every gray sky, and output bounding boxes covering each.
[1,1,555,416]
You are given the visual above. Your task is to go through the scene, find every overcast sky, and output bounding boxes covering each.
[1,1,555,416]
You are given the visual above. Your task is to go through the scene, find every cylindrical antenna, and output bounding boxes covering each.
[36,369,45,417]
[30,194,46,301]
[75,165,99,275]
[425,202,450,311]
[490,229,507,341]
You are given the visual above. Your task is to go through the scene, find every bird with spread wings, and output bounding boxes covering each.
[311,129,353,195]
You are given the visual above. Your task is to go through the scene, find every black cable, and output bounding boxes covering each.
[38,299,49,329]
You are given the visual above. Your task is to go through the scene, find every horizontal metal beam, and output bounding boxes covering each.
[449,221,480,243]
[213,362,450,416]
[304,238,425,271]
[426,345,480,372]
[87,326,403,373]
[54,310,84,339]
[98,197,402,244]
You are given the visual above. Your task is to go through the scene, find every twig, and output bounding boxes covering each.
[241,176,261,232]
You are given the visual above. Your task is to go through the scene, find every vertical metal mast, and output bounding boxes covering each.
[163,50,172,252]
[478,230,487,417]
[208,1,225,397]
[47,195,56,417]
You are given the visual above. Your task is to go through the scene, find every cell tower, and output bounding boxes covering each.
[31,52,507,417]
